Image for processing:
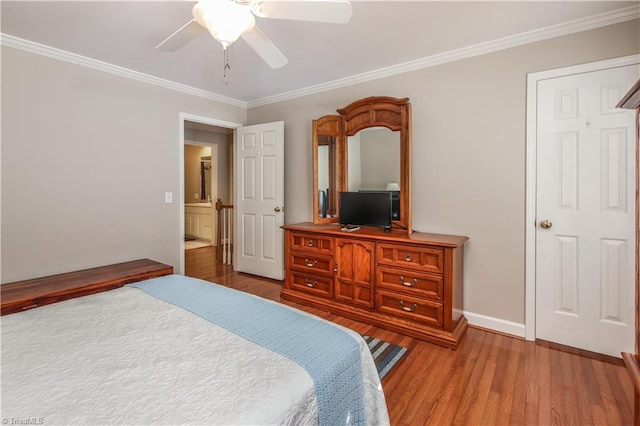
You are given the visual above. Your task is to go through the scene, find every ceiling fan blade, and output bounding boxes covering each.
[156,19,206,52]
[241,26,289,69]
[259,0,352,24]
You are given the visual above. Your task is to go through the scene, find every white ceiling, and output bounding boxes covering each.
[1,1,638,106]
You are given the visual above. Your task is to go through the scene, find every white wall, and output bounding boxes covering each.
[1,47,246,283]
[317,145,329,191]
[247,20,640,325]
[347,133,361,191]
[359,128,400,190]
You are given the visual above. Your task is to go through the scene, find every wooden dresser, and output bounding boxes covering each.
[281,222,469,348]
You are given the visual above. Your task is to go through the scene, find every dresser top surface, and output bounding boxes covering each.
[282,222,469,248]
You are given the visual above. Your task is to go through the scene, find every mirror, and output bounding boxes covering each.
[312,97,412,233]
[346,128,400,191]
[200,156,212,202]
[346,128,401,221]
[313,115,342,223]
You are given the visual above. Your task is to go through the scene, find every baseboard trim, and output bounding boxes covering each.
[463,311,525,338]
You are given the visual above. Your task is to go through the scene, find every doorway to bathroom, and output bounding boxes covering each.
[180,115,238,275]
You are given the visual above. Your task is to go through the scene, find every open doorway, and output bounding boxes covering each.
[179,113,240,275]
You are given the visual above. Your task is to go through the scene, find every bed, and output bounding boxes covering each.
[1,271,389,425]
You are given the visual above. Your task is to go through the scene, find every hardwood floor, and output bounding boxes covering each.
[185,246,634,425]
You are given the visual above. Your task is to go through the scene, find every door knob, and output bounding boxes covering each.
[274,207,281,212]
[539,219,553,229]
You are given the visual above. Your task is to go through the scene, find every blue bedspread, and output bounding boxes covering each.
[128,274,366,426]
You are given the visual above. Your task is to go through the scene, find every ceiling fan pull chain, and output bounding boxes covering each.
[222,46,231,86]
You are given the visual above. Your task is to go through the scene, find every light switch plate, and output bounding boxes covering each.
[165,192,173,203]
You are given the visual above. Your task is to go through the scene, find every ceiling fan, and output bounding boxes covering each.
[156,0,352,69]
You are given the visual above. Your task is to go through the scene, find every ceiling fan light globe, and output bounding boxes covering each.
[193,0,256,48]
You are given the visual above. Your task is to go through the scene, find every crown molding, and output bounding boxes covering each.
[2,4,637,111]
[247,5,640,108]
[0,33,248,109]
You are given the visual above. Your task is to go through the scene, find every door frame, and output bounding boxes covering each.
[524,54,640,341]
[179,112,242,275]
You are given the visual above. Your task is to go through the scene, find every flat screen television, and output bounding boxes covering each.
[339,191,392,230]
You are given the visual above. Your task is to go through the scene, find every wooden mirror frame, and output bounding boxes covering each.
[312,115,343,224]
[312,96,412,234]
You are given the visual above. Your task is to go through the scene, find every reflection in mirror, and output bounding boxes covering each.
[313,115,341,224]
[200,156,212,202]
[317,144,329,217]
[347,127,400,191]
[347,127,401,220]
[317,135,337,218]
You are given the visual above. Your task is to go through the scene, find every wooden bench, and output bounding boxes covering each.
[1,259,173,315]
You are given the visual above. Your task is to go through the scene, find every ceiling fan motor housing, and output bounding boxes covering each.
[157,0,351,70]
[193,0,256,48]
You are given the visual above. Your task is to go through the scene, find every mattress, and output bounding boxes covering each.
[1,275,389,425]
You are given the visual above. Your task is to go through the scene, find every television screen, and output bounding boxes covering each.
[339,191,392,229]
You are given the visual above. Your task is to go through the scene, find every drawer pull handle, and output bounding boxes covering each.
[304,259,318,267]
[404,252,413,262]
[399,301,417,312]
[304,279,317,288]
[308,240,314,247]
[399,276,417,287]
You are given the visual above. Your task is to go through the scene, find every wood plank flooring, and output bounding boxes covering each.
[185,246,635,425]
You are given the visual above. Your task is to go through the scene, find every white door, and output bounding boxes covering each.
[536,65,638,357]
[234,121,285,280]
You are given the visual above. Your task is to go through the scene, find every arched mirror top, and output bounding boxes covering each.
[315,114,342,135]
[337,96,410,136]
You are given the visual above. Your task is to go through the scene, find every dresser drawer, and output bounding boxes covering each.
[377,266,444,301]
[376,290,444,328]
[288,271,333,298]
[377,243,444,274]
[289,253,333,276]
[289,232,333,255]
